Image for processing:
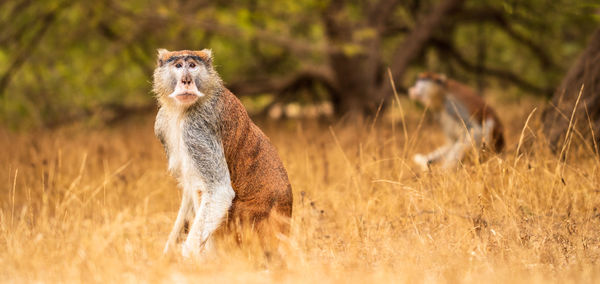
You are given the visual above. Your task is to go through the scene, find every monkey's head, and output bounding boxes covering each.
[408,72,447,110]
[152,49,222,108]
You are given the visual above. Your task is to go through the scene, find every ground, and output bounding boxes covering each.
[1,94,600,283]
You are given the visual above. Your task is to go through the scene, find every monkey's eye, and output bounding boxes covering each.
[189,62,196,68]
[175,63,182,68]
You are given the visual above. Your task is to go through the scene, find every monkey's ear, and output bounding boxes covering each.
[157,48,169,66]
[201,48,213,65]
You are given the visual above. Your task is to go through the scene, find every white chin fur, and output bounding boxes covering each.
[168,90,205,98]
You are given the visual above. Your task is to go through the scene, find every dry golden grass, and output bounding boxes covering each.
[1,96,600,283]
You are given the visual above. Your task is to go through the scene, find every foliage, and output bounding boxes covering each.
[0,0,598,127]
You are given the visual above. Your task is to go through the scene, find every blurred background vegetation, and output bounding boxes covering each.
[0,0,599,130]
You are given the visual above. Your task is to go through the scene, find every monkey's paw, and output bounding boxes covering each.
[181,239,201,259]
[413,154,430,171]
[181,238,212,260]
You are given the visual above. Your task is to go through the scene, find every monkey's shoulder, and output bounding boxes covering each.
[154,108,169,143]
[445,83,501,124]
[443,96,474,123]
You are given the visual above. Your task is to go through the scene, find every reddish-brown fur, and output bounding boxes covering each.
[218,89,293,236]
[417,72,505,152]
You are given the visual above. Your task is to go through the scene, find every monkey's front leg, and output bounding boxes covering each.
[440,125,487,169]
[441,140,470,169]
[182,184,235,259]
[413,144,452,171]
[163,189,193,255]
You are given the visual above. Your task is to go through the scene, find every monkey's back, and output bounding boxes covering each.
[217,89,293,233]
[446,79,505,152]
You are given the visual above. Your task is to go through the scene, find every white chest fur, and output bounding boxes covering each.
[157,107,235,259]
[164,115,184,174]
[160,112,203,190]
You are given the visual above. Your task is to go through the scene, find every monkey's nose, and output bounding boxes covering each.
[181,75,192,85]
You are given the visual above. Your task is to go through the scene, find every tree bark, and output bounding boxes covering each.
[542,28,600,153]
[321,0,384,116]
[377,0,464,104]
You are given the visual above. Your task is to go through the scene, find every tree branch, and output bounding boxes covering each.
[379,0,465,99]
[184,18,335,56]
[431,38,554,96]
[44,103,156,128]
[228,66,340,117]
[0,2,70,97]
[227,66,336,97]
[0,0,34,45]
[456,7,559,70]
[368,0,402,28]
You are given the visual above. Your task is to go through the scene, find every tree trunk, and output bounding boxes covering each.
[327,47,383,116]
[542,28,600,153]
[322,0,383,116]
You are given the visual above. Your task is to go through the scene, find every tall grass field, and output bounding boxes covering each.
[1,95,599,283]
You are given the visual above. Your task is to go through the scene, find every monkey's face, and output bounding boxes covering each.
[408,73,446,110]
[153,49,219,108]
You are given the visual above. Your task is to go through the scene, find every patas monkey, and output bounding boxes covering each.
[153,49,293,258]
[408,72,504,170]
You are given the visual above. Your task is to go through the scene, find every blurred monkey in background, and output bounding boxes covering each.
[408,72,505,170]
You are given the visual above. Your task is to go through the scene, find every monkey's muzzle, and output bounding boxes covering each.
[169,77,205,105]
[170,92,202,104]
